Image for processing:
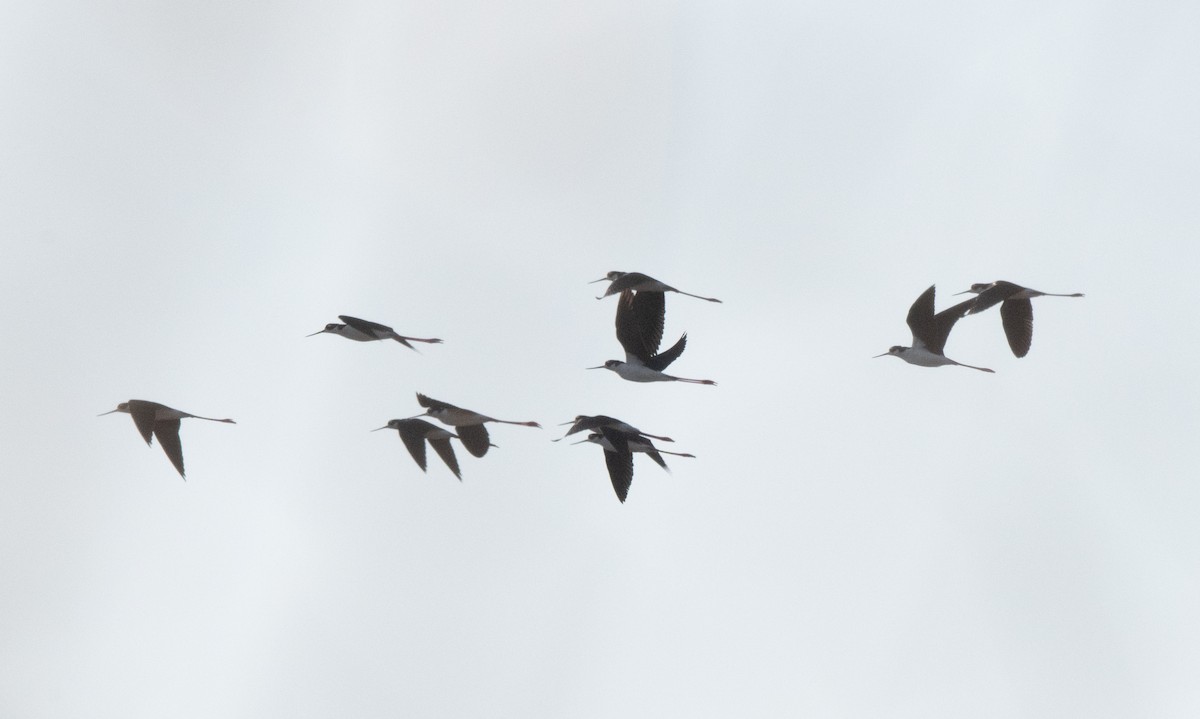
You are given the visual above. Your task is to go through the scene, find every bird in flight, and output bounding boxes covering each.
[574,425,693,502]
[591,271,722,303]
[573,431,696,470]
[875,285,994,373]
[308,315,442,351]
[589,290,716,385]
[413,393,541,458]
[955,281,1083,358]
[374,418,463,480]
[99,400,235,479]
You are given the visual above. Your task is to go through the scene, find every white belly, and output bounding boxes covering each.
[901,348,956,368]
[615,363,672,382]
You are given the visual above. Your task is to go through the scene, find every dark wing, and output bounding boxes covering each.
[415,393,456,412]
[601,447,633,503]
[428,438,462,480]
[603,449,634,503]
[396,427,429,471]
[615,290,666,363]
[905,285,938,349]
[645,333,686,372]
[968,281,1021,315]
[1000,298,1034,358]
[926,298,977,355]
[153,420,186,479]
[599,427,633,502]
[128,402,158,446]
[643,449,668,470]
[339,315,393,335]
[456,424,491,458]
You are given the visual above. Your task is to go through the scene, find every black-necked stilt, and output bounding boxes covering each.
[307,315,443,351]
[414,393,541,458]
[588,291,716,385]
[875,285,995,373]
[99,400,235,479]
[573,431,696,469]
[373,418,462,480]
[955,281,1084,358]
[591,271,722,303]
[576,425,691,502]
[553,415,675,443]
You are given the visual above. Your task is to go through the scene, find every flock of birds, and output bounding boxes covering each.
[100,275,1081,502]
[877,281,1084,373]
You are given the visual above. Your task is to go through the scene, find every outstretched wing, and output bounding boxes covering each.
[1000,298,1034,358]
[644,334,687,372]
[908,285,976,355]
[128,401,158,446]
[905,285,937,349]
[339,315,394,336]
[643,449,668,470]
[599,427,633,503]
[428,438,462,480]
[415,393,456,412]
[456,424,491,458]
[615,290,666,363]
[153,420,186,479]
[927,298,976,355]
[397,429,429,472]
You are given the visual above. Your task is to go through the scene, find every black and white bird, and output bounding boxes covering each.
[553,415,674,443]
[875,285,994,373]
[99,400,235,479]
[574,426,693,502]
[589,290,716,385]
[307,315,442,351]
[373,418,462,480]
[413,393,541,458]
[955,281,1084,358]
[591,271,722,303]
[573,431,696,470]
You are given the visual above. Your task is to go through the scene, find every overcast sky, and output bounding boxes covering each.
[3,1,1200,717]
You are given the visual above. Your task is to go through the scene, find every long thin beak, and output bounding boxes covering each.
[952,289,972,296]
[872,352,890,358]
[97,409,119,416]
[586,365,605,370]
[558,420,577,426]
[371,425,389,431]
[305,329,327,337]
[588,277,608,284]
[569,438,589,445]
[551,420,576,441]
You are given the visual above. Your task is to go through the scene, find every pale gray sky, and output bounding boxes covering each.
[3,1,1199,717]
